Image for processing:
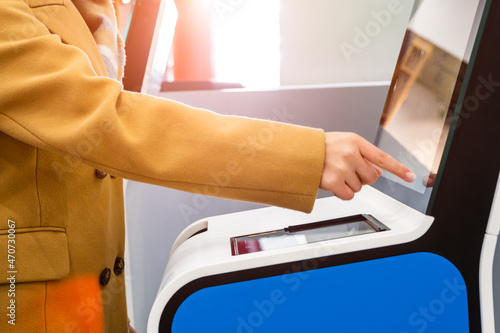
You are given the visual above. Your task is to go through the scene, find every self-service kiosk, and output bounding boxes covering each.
[128,0,500,331]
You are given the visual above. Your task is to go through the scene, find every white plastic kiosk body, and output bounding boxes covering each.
[124,0,500,331]
[149,190,441,332]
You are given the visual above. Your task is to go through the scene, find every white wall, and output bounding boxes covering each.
[280,0,414,85]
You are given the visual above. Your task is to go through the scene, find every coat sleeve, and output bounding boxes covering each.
[0,0,325,213]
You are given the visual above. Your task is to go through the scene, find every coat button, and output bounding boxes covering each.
[95,169,108,179]
[114,257,125,276]
[99,268,111,286]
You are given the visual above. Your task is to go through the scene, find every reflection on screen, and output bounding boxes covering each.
[374,0,484,212]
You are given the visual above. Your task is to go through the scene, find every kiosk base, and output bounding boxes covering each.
[169,253,468,333]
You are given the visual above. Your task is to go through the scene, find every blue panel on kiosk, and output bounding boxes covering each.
[172,252,468,333]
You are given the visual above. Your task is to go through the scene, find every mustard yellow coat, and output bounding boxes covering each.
[0,0,325,332]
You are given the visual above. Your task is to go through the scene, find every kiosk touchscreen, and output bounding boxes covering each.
[146,0,500,332]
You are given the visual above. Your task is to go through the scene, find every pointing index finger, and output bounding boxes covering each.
[359,138,416,183]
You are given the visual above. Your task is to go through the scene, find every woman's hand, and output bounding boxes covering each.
[320,132,415,199]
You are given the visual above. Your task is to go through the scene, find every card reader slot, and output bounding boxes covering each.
[284,214,386,233]
[231,214,390,256]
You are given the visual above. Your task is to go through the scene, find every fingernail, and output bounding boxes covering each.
[406,171,416,182]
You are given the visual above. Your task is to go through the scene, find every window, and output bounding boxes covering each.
[212,0,280,88]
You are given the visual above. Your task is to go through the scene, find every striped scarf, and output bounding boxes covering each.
[72,0,126,81]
